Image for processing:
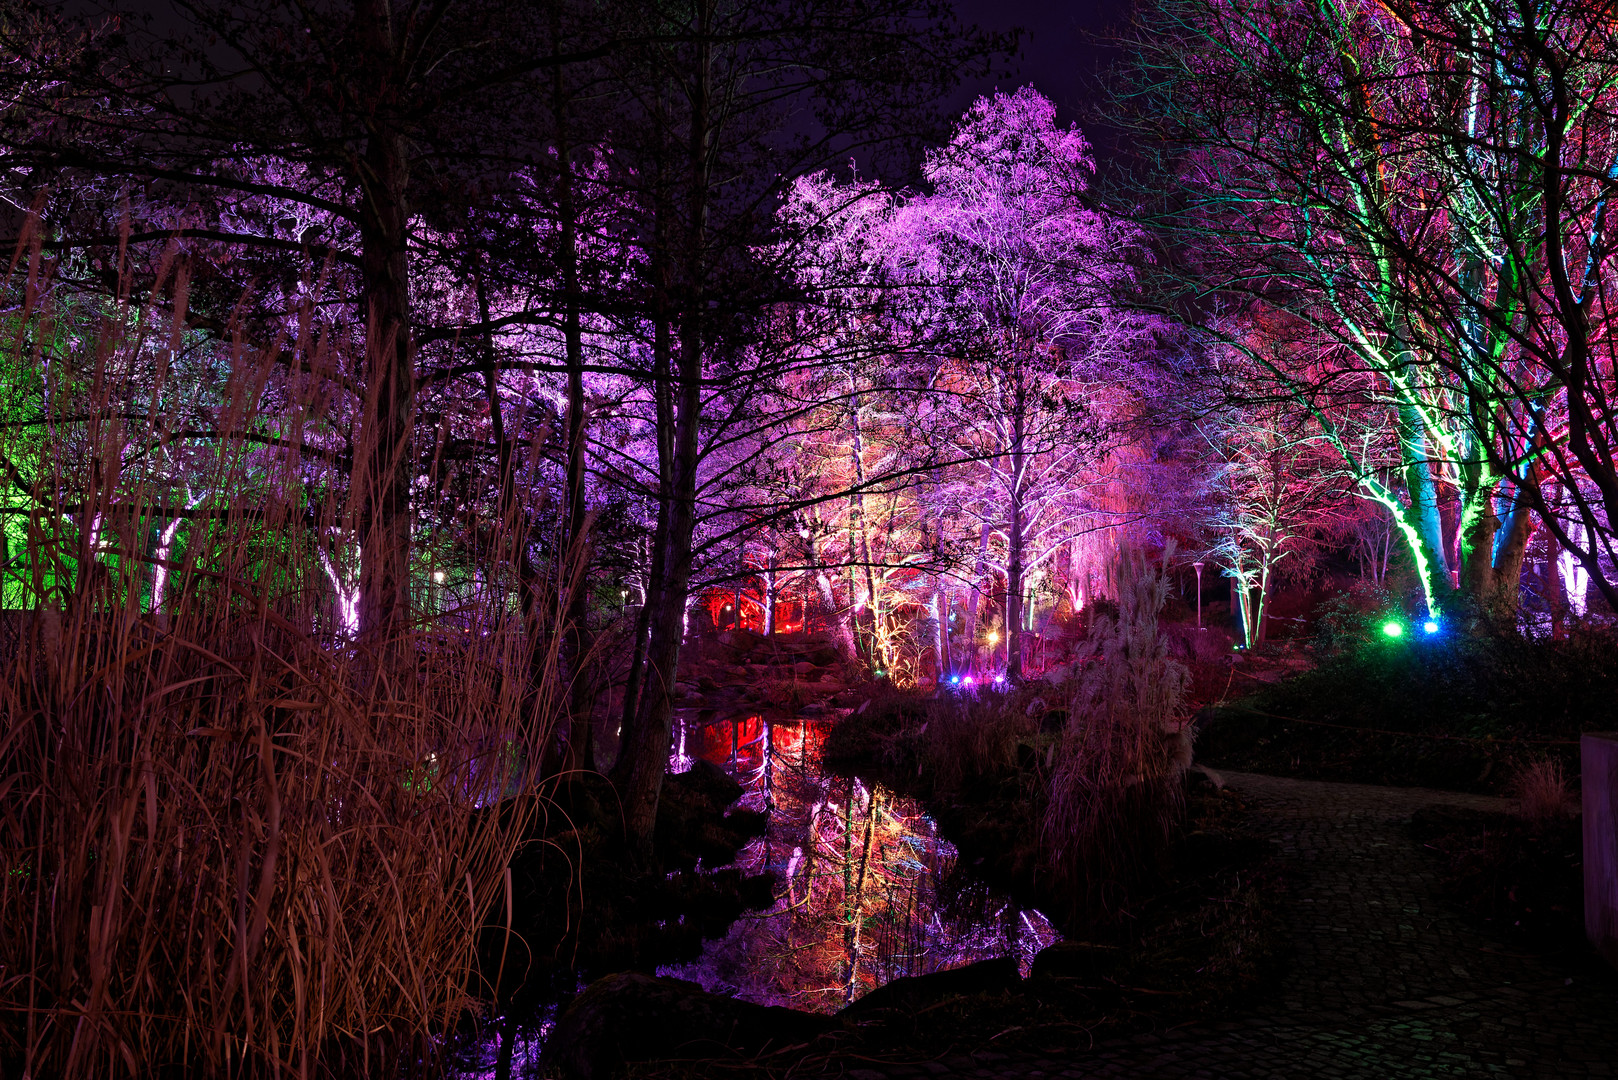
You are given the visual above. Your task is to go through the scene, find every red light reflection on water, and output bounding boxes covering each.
[661,711,1058,1013]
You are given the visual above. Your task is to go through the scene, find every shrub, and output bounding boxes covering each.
[915,686,1039,793]
[1307,581,1404,656]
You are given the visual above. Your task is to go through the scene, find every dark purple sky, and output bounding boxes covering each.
[949,0,1133,123]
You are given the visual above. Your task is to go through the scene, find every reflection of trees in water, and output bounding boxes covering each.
[662,714,1056,1012]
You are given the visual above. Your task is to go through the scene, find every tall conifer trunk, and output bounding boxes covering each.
[553,44,597,773]
[354,1,415,661]
[613,5,712,850]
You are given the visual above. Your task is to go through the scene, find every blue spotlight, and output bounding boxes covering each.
[1423,619,1440,634]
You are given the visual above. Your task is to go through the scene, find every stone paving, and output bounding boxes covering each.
[843,772,1618,1079]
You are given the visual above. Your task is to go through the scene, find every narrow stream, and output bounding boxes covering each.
[449,709,1057,1076]
[660,710,1059,1012]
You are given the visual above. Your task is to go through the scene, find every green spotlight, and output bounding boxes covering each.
[1382,620,1404,638]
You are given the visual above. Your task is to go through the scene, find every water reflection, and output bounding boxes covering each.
[660,711,1058,1013]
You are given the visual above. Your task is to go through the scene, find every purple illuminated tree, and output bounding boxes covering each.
[890,87,1151,679]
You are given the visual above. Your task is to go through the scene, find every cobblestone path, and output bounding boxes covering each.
[850,772,1618,1080]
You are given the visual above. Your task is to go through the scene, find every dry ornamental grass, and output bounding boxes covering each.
[0,244,563,1078]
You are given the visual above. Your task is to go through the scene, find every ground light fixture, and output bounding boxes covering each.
[1382,620,1404,638]
[1423,619,1440,634]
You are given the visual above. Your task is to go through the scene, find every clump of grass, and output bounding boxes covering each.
[0,246,563,1077]
[1411,804,1584,945]
[1043,548,1192,925]
[754,677,815,710]
[914,686,1039,792]
[1512,759,1573,822]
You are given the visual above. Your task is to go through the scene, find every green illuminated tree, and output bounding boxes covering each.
[1115,0,1618,614]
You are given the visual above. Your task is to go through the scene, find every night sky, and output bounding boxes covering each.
[949,0,1134,125]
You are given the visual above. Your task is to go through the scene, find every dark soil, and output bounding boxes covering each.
[1408,804,1586,949]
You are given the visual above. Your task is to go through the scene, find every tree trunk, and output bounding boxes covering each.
[1548,543,1566,639]
[618,516,663,752]
[618,298,674,751]
[475,267,547,758]
[1230,573,1252,647]
[1457,483,1501,602]
[965,520,992,673]
[611,13,712,851]
[801,516,854,655]
[1397,399,1452,612]
[762,557,777,635]
[846,388,880,667]
[355,105,415,662]
[1006,499,1025,680]
[1253,550,1273,645]
[612,367,698,850]
[1488,483,1537,613]
[844,784,876,1005]
[555,68,597,775]
[1005,373,1027,679]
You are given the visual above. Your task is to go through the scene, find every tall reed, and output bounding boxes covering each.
[0,235,561,1077]
[1042,547,1192,925]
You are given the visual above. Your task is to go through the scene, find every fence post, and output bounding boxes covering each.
[1585,732,1618,970]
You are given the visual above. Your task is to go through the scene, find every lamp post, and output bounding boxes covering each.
[1192,561,1205,629]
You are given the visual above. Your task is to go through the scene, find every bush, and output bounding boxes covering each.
[913,686,1041,792]
[1198,621,1616,792]
[1307,581,1405,656]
